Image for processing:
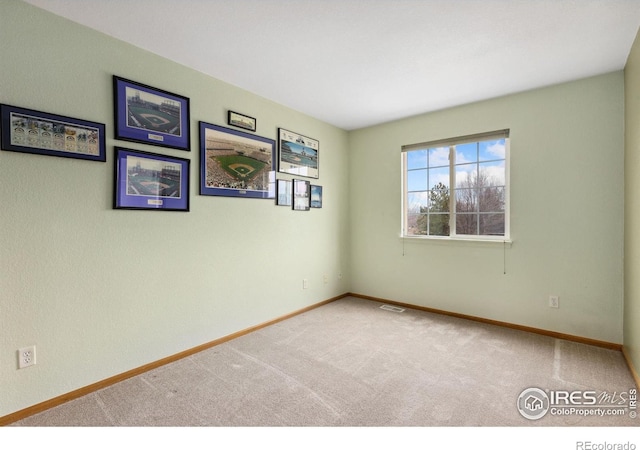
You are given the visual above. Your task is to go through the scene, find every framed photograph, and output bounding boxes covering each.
[276,179,292,206]
[278,128,319,179]
[114,147,190,211]
[199,121,275,199]
[292,179,310,211]
[310,185,323,208]
[227,110,256,132]
[0,104,106,162]
[113,76,190,151]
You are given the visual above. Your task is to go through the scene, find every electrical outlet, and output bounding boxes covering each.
[18,345,36,369]
[549,295,559,308]
[323,274,328,284]
[303,279,309,289]
[338,272,343,280]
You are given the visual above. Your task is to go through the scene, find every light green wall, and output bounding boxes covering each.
[1,0,633,420]
[0,1,349,417]
[349,73,625,344]
[624,29,640,382]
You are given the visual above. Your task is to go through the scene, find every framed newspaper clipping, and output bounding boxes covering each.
[278,128,318,179]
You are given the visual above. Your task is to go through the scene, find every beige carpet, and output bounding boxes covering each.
[10,297,638,426]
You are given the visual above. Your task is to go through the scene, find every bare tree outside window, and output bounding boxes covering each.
[455,169,505,236]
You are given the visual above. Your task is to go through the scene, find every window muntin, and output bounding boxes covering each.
[402,131,509,240]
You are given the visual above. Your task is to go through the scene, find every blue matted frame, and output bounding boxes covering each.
[114,147,190,211]
[0,104,106,162]
[199,121,275,199]
[113,76,190,151]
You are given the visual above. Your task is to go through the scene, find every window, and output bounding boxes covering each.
[402,130,509,240]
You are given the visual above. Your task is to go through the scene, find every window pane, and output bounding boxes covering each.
[407,150,428,170]
[479,139,506,162]
[479,187,505,213]
[407,169,428,191]
[428,166,449,190]
[478,161,505,187]
[407,214,427,235]
[429,214,449,236]
[455,164,477,188]
[479,213,505,235]
[455,142,477,164]
[456,213,477,235]
[407,191,428,214]
[429,188,450,212]
[428,147,449,168]
[455,188,477,213]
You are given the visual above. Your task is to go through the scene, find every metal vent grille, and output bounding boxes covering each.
[379,304,405,313]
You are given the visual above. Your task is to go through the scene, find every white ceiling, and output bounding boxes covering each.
[22,0,640,130]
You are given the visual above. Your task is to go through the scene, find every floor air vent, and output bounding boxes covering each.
[379,304,405,313]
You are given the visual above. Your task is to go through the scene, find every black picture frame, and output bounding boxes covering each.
[227,110,256,132]
[114,147,190,211]
[278,128,319,179]
[113,76,190,151]
[199,121,275,199]
[292,179,311,211]
[310,185,323,208]
[0,104,106,162]
[276,179,292,206]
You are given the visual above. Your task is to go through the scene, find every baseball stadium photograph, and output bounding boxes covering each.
[125,87,182,137]
[202,125,273,196]
[126,155,182,198]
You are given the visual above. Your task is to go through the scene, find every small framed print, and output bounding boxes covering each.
[227,110,256,132]
[0,104,106,162]
[310,185,323,208]
[278,128,319,179]
[292,179,310,211]
[276,179,292,206]
[114,147,190,211]
[113,76,190,151]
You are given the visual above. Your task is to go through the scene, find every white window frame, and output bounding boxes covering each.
[401,130,511,242]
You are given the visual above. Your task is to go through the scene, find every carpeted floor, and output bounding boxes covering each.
[10,297,638,426]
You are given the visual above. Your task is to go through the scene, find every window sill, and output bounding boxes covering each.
[399,235,512,248]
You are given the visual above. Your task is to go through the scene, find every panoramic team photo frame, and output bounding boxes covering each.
[113,76,190,151]
[199,121,276,199]
[0,104,106,162]
[114,147,190,211]
[227,110,256,132]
